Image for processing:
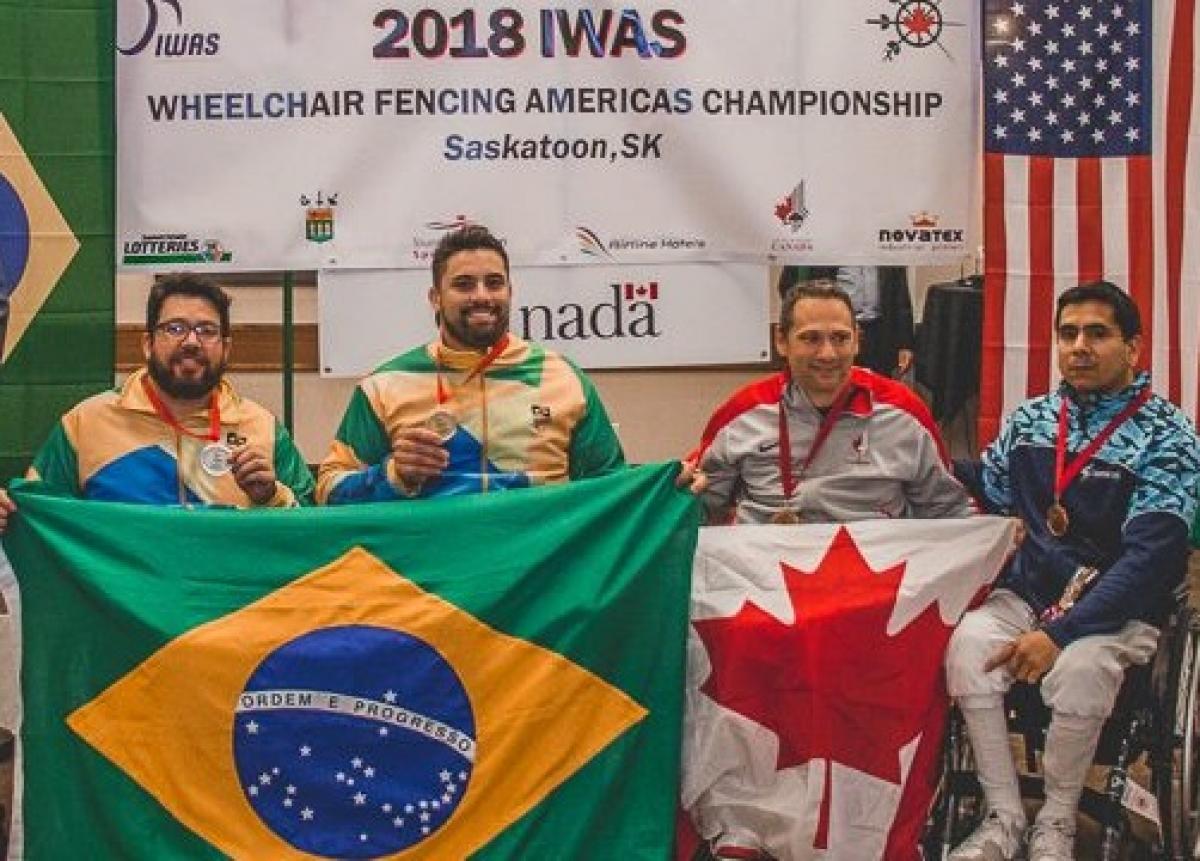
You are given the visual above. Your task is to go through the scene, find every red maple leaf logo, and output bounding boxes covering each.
[774,196,794,223]
[902,5,936,37]
[692,527,953,849]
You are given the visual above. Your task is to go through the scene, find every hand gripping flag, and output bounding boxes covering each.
[0,463,698,859]
[681,518,1016,860]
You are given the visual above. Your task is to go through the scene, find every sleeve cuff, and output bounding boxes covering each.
[385,457,424,498]
[266,482,299,508]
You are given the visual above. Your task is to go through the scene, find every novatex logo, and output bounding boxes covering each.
[118,0,220,57]
[876,210,965,250]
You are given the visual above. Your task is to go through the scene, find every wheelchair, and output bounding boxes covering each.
[925,591,1200,860]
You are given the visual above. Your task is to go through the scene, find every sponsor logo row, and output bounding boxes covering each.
[123,180,963,268]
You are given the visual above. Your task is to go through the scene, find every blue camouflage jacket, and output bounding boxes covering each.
[958,372,1200,647]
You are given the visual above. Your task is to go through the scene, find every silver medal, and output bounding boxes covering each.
[199,442,233,476]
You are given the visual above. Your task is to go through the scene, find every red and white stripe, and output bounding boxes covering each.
[979,0,1200,444]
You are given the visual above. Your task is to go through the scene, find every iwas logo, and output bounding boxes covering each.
[118,0,220,58]
[518,282,662,343]
[877,210,965,251]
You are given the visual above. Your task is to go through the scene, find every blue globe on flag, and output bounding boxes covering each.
[0,172,31,296]
[233,625,476,857]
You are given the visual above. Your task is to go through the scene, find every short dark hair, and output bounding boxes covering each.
[779,279,856,334]
[1055,280,1141,339]
[431,224,510,287]
[146,273,231,335]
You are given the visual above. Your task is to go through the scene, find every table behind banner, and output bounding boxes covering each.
[916,278,983,425]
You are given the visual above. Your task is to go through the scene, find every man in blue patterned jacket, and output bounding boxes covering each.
[946,281,1200,861]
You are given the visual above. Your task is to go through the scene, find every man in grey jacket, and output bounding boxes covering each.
[695,280,973,526]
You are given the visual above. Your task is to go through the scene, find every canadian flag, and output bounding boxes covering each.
[624,281,659,301]
[681,517,1015,860]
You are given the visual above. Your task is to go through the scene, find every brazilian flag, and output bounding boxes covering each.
[0,0,113,483]
[2,464,698,858]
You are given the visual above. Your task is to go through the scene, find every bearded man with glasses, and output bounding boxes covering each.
[0,273,313,531]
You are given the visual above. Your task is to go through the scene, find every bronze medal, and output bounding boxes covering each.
[1046,501,1069,537]
[425,409,458,442]
[771,508,801,525]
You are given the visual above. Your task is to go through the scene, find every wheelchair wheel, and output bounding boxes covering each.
[1157,606,1200,859]
[922,710,983,859]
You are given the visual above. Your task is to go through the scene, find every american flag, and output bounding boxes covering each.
[979,0,1199,442]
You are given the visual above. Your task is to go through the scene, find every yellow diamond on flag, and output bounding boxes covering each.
[0,113,80,363]
[67,547,647,858]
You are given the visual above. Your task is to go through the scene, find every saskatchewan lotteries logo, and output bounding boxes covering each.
[300,192,338,244]
[865,0,965,61]
[121,234,233,266]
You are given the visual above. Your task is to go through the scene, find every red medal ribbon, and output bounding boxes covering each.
[435,334,510,404]
[778,381,858,504]
[1053,386,1150,502]
[141,375,221,442]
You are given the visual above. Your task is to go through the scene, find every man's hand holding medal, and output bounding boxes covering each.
[388,420,453,496]
[197,431,277,506]
[229,443,279,506]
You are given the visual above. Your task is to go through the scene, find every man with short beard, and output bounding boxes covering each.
[0,273,313,530]
[317,223,625,503]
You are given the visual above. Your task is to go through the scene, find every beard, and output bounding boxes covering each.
[442,302,510,351]
[147,347,225,401]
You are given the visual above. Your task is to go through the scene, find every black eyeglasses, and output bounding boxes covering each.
[153,319,224,343]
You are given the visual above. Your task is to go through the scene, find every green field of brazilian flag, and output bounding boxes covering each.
[1,464,699,858]
[0,0,113,484]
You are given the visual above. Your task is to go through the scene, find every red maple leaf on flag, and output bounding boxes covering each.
[692,527,953,850]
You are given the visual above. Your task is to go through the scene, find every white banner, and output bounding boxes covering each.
[318,263,770,376]
[116,0,980,272]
